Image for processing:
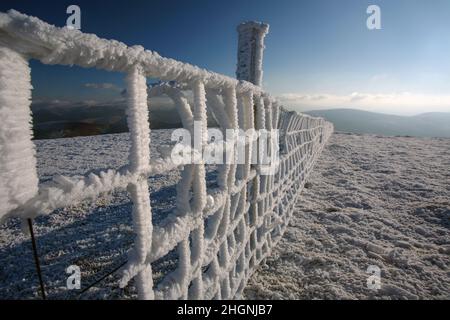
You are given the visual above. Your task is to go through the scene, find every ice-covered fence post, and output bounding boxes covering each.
[0,47,38,222]
[189,79,208,299]
[125,67,154,300]
[235,22,268,296]
[236,21,269,87]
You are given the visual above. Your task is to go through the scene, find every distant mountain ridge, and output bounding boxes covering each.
[303,109,450,138]
[31,101,217,139]
[31,104,450,140]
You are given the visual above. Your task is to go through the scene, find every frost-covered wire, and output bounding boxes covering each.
[0,11,333,300]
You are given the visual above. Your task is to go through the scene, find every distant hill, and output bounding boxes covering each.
[31,102,187,139]
[31,103,450,140]
[303,109,450,138]
[31,102,218,139]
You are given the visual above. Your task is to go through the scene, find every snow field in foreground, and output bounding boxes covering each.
[0,131,448,299]
[245,133,450,299]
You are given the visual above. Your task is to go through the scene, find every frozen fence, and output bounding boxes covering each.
[0,10,333,299]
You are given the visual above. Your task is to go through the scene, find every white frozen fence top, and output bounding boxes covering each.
[0,10,333,300]
[0,10,262,94]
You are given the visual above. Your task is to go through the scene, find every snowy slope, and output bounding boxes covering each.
[0,131,178,299]
[0,131,449,299]
[245,133,450,299]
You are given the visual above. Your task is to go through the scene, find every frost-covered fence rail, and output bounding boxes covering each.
[0,10,333,299]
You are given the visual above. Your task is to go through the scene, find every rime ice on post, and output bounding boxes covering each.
[236,21,269,87]
[0,47,38,222]
[125,67,154,300]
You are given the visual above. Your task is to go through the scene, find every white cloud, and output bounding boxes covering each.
[277,92,450,115]
[369,74,390,82]
[84,82,122,91]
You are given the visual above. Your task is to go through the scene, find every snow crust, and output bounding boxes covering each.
[2,132,448,299]
[245,133,450,300]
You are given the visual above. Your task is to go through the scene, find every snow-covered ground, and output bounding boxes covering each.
[0,131,449,299]
[245,133,450,300]
[0,131,179,299]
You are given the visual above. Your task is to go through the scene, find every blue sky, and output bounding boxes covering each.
[1,0,450,115]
